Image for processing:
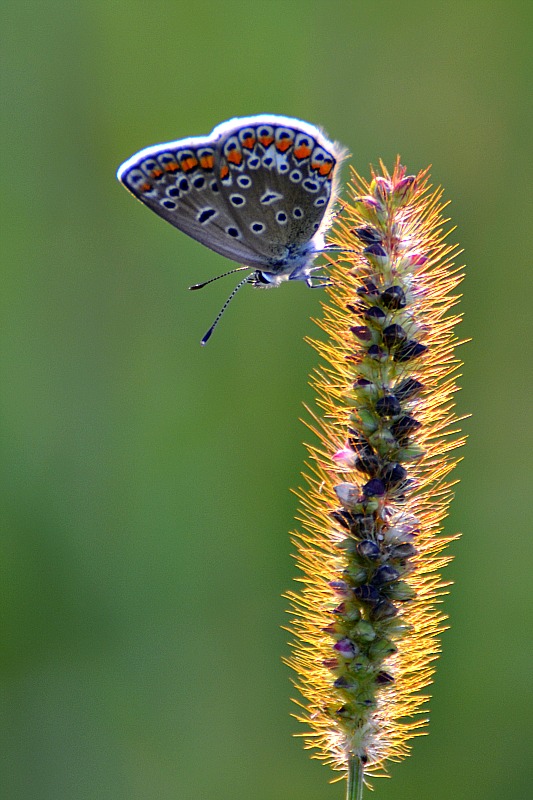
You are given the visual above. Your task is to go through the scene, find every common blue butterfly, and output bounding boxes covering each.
[117,115,345,342]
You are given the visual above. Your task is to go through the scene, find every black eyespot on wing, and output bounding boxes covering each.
[198,208,217,224]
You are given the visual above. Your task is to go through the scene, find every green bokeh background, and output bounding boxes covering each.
[2,2,532,799]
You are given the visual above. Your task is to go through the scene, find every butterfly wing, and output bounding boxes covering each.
[117,135,268,267]
[211,115,346,264]
[117,116,346,272]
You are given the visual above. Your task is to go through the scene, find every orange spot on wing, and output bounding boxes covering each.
[319,161,334,176]
[220,165,229,179]
[139,182,152,193]
[150,168,163,178]
[276,138,293,152]
[181,157,199,172]
[294,144,312,159]
[312,159,334,176]
[200,155,214,169]
[164,162,179,172]
[259,135,274,146]
[227,150,243,165]
[242,135,256,149]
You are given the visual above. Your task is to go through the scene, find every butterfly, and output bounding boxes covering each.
[117,115,345,343]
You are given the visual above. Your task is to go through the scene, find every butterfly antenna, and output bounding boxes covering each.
[200,273,253,346]
[189,265,250,291]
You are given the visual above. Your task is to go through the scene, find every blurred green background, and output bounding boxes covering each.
[2,2,532,799]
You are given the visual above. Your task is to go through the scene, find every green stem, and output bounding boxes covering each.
[346,756,364,800]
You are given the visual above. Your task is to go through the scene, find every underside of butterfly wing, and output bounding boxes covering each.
[212,116,345,269]
[117,136,269,267]
[117,116,346,280]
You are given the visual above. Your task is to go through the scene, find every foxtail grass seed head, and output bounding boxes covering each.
[287,161,464,791]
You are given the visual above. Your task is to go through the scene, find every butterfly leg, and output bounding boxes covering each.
[320,245,356,254]
[306,275,333,288]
